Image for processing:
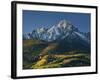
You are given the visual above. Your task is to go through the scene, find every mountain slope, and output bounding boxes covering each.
[23,19,91,69]
[23,19,90,43]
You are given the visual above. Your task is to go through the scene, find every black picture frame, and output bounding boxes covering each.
[11,1,98,79]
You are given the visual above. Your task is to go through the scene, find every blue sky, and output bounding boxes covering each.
[23,10,90,34]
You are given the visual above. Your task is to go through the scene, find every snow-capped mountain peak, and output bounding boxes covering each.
[23,19,90,43]
[57,19,72,29]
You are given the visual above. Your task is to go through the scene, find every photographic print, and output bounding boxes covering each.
[23,10,91,69]
[11,1,97,79]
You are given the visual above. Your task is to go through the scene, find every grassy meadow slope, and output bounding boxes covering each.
[23,39,90,69]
